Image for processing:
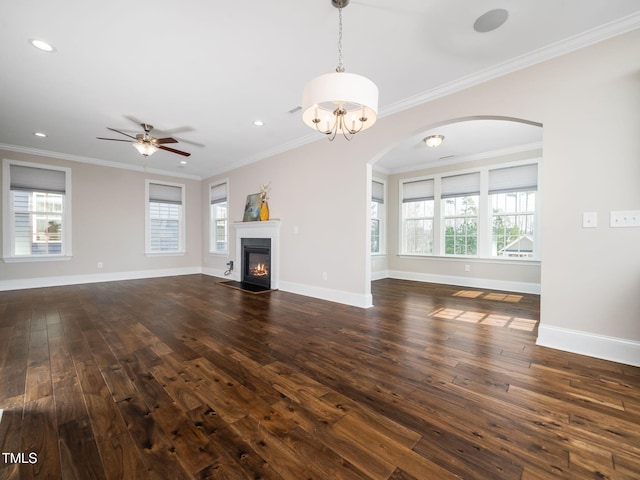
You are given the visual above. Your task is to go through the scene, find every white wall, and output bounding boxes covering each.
[0,150,203,289]
[203,140,374,308]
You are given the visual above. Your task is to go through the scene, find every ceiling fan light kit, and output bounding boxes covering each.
[302,0,378,141]
[132,142,158,157]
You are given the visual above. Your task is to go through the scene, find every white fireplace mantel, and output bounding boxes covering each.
[234,220,281,289]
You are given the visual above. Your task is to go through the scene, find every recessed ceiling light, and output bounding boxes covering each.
[253,120,264,127]
[33,132,48,138]
[29,39,56,53]
[180,160,188,165]
[423,135,445,148]
[473,9,509,33]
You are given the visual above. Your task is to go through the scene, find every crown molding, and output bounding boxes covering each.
[0,143,202,180]
[379,12,640,118]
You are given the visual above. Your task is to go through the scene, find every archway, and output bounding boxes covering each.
[366,116,543,300]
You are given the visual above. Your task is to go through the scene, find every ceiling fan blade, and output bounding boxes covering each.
[159,145,191,157]
[97,137,133,142]
[154,137,178,144]
[107,127,138,139]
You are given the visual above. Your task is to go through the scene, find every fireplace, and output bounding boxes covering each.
[241,238,271,290]
[234,220,280,291]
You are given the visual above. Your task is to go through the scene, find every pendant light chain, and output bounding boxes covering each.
[336,6,345,73]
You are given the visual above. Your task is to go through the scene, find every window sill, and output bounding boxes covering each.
[3,255,72,264]
[145,252,186,257]
[397,254,540,266]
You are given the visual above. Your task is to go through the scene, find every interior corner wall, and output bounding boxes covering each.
[0,150,203,289]
[202,140,375,308]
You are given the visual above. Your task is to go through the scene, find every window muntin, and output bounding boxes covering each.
[401,178,435,254]
[443,195,478,255]
[146,181,185,254]
[491,191,536,258]
[402,199,434,254]
[210,181,228,254]
[441,172,479,257]
[399,162,539,260]
[3,160,70,259]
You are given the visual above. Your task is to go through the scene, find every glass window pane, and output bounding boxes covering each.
[491,190,535,258]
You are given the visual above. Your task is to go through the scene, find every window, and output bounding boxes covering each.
[146,181,185,254]
[489,164,537,258]
[210,180,228,254]
[442,173,480,256]
[2,160,71,261]
[371,180,385,254]
[401,179,434,254]
[399,161,539,260]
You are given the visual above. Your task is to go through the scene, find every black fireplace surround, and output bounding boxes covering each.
[241,238,271,290]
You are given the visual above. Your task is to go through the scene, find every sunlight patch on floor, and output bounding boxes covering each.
[508,318,538,331]
[481,314,511,327]
[484,292,523,303]
[453,290,484,299]
[453,290,524,303]
[430,308,538,331]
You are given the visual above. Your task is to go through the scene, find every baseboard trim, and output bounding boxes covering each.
[0,267,203,291]
[371,270,389,281]
[385,270,541,294]
[279,281,373,309]
[536,325,640,367]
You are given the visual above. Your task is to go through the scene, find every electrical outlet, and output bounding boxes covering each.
[97,262,103,269]
[464,264,471,272]
[610,210,640,228]
[582,212,597,228]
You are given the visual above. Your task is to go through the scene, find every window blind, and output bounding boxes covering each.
[210,182,227,205]
[489,164,538,194]
[402,179,434,202]
[149,183,182,204]
[10,164,66,194]
[441,172,480,198]
[372,180,384,204]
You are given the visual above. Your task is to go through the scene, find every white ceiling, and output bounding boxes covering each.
[376,118,543,174]
[1,0,639,179]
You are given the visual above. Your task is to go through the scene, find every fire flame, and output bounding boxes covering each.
[251,263,268,277]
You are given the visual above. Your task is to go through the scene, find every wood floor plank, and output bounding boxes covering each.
[20,396,61,480]
[0,276,638,479]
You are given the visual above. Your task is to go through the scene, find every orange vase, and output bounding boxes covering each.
[259,200,269,221]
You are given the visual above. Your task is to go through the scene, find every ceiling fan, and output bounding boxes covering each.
[97,123,191,157]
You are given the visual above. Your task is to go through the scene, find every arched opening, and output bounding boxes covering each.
[367,116,543,302]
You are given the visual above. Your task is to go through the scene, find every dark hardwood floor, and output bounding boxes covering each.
[0,275,639,479]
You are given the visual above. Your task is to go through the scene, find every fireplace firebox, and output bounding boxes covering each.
[241,238,271,290]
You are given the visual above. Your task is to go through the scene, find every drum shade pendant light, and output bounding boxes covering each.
[302,0,378,141]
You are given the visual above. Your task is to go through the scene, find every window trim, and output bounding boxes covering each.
[2,158,72,262]
[209,179,229,255]
[371,177,386,255]
[145,179,186,256]
[398,159,540,261]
